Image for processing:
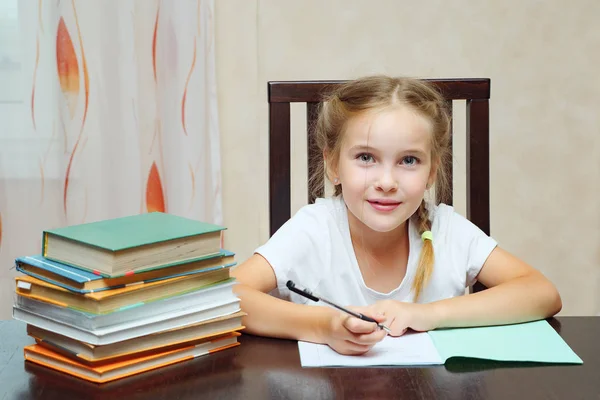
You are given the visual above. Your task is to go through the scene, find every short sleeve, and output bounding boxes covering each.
[254,204,331,304]
[440,206,498,286]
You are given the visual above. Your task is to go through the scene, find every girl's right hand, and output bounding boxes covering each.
[322,307,388,355]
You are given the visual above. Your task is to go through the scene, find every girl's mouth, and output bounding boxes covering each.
[367,199,401,212]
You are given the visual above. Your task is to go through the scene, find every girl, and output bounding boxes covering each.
[232,75,561,355]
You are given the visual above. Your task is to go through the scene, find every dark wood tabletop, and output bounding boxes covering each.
[1,317,598,400]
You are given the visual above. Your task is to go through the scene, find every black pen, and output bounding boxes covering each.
[286,280,391,334]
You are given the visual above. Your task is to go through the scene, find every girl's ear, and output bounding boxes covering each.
[427,159,439,189]
[323,149,338,182]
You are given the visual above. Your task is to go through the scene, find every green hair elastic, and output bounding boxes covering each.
[421,230,433,242]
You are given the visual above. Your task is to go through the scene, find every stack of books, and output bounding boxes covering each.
[12,212,244,383]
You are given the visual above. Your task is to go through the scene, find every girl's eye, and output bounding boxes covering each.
[357,153,374,163]
[402,156,419,166]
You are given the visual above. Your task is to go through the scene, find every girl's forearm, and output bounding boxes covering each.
[233,283,335,343]
[431,273,562,328]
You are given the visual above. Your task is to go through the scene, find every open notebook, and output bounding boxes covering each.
[299,320,583,367]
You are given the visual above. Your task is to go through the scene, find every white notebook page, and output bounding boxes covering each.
[298,332,443,367]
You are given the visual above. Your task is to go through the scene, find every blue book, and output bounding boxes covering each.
[15,251,236,294]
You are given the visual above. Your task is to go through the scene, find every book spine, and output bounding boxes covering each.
[41,232,49,257]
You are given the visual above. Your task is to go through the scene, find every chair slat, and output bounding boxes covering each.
[269,102,291,237]
[466,99,490,235]
[466,98,490,295]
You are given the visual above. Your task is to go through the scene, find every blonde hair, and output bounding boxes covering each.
[309,75,451,301]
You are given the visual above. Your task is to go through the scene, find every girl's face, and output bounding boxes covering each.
[333,105,436,235]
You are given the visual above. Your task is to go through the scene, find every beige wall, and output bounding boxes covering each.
[217,0,600,316]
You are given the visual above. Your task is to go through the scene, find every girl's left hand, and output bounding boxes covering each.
[367,300,440,336]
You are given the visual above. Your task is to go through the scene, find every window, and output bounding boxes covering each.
[0,1,26,178]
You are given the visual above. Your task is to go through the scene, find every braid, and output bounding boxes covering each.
[411,200,434,302]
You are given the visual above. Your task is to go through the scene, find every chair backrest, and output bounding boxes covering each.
[268,78,491,240]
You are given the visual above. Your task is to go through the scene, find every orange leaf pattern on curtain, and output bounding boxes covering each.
[73,0,90,135]
[146,162,166,213]
[152,6,159,83]
[56,17,79,119]
[61,1,90,218]
[181,37,197,136]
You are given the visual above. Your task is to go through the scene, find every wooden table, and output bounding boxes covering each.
[1,317,598,399]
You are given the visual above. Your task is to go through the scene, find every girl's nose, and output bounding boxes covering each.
[375,169,398,192]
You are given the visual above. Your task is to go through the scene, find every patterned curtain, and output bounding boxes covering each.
[0,0,221,319]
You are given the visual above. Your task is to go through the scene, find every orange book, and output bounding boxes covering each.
[24,333,240,383]
[32,329,243,365]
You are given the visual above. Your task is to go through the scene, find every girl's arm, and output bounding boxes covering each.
[370,247,562,334]
[232,254,333,342]
[232,254,387,353]
[432,246,562,327]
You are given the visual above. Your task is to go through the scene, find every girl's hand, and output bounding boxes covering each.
[321,307,388,355]
[366,300,440,336]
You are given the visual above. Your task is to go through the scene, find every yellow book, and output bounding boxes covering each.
[16,273,234,314]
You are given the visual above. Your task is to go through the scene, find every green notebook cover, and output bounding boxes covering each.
[42,212,225,252]
[429,320,583,364]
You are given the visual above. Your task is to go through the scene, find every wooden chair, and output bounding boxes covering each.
[267,78,490,291]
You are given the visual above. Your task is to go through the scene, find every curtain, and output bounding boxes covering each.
[0,0,221,319]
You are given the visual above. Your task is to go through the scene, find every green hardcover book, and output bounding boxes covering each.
[42,212,225,277]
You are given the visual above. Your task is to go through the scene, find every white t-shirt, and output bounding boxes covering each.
[255,196,497,306]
